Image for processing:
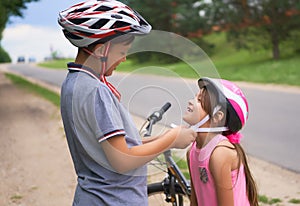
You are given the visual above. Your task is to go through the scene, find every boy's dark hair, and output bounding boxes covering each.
[82,34,135,54]
[90,33,135,47]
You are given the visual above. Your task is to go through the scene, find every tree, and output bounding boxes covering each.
[122,0,215,62]
[198,0,300,60]
[0,0,39,38]
[0,46,11,62]
[123,0,210,36]
[124,0,180,32]
[0,0,39,62]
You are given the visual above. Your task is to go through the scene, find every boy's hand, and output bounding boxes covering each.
[169,126,196,149]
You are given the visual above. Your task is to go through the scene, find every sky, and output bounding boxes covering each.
[2,0,81,62]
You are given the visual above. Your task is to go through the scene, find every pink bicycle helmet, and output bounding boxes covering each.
[58,0,152,47]
[198,77,249,133]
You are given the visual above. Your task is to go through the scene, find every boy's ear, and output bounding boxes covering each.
[94,44,104,52]
[213,111,225,123]
[92,43,105,55]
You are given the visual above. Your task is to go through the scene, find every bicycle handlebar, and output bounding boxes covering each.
[144,102,171,137]
[147,102,171,124]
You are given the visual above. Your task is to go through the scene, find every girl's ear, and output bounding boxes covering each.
[213,111,225,124]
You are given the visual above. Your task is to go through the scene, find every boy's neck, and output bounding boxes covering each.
[75,49,101,74]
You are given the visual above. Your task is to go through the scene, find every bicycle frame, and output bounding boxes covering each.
[142,118,191,205]
[164,150,191,197]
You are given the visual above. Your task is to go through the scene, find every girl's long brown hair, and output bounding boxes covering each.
[234,144,258,206]
[201,86,258,206]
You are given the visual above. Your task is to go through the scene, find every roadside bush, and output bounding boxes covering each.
[0,46,11,63]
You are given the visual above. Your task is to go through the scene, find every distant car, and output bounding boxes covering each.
[28,57,36,63]
[17,56,25,63]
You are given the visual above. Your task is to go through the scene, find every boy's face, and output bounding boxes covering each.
[183,89,208,125]
[105,43,131,76]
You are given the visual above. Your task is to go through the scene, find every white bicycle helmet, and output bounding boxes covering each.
[58,0,152,47]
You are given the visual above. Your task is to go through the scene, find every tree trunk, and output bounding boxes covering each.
[271,28,280,60]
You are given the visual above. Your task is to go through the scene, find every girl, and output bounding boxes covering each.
[184,77,258,206]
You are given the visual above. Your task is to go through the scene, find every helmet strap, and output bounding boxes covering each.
[82,42,121,101]
[190,105,229,133]
[82,41,111,76]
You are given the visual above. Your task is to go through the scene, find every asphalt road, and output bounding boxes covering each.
[4,63,300,173]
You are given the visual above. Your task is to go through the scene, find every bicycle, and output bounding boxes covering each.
[139,103,191,206]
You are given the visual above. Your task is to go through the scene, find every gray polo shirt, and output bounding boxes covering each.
[60,63,147,205]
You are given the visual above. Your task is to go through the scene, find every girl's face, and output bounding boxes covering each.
[183,88,208,125]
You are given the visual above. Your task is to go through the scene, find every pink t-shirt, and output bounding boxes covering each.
[189,134,250,206]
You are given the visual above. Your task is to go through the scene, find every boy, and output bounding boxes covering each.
[58,0,196,205]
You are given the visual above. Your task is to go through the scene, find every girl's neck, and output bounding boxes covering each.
[195,132,220,149]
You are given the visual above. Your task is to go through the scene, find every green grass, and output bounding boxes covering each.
[38,58,73,69]
[5,73,60,107]
[259,195,269,204]
[117,54,300,86]
[200,32,300,86]
[289,198,300,204]
[258,195,282,205]
[216,55,300,85]
[38,32,300,86]
[10,194,23,202]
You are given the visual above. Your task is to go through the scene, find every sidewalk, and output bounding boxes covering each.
[1,67,300,205]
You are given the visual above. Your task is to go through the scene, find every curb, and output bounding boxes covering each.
[0,64,61,95]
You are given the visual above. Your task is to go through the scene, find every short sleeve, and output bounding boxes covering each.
[93,86,126,142]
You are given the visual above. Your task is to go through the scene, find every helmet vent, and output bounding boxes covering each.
[74,29,94,37]
[110,21,130,29]
[94,6,113,12]
[90,19,109,29]
[118,11,135,20]
[63,30,83,40]
[111,14,123,19]
[139,18,148,26]
[69,7,89,13]
[69,18,89,25]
